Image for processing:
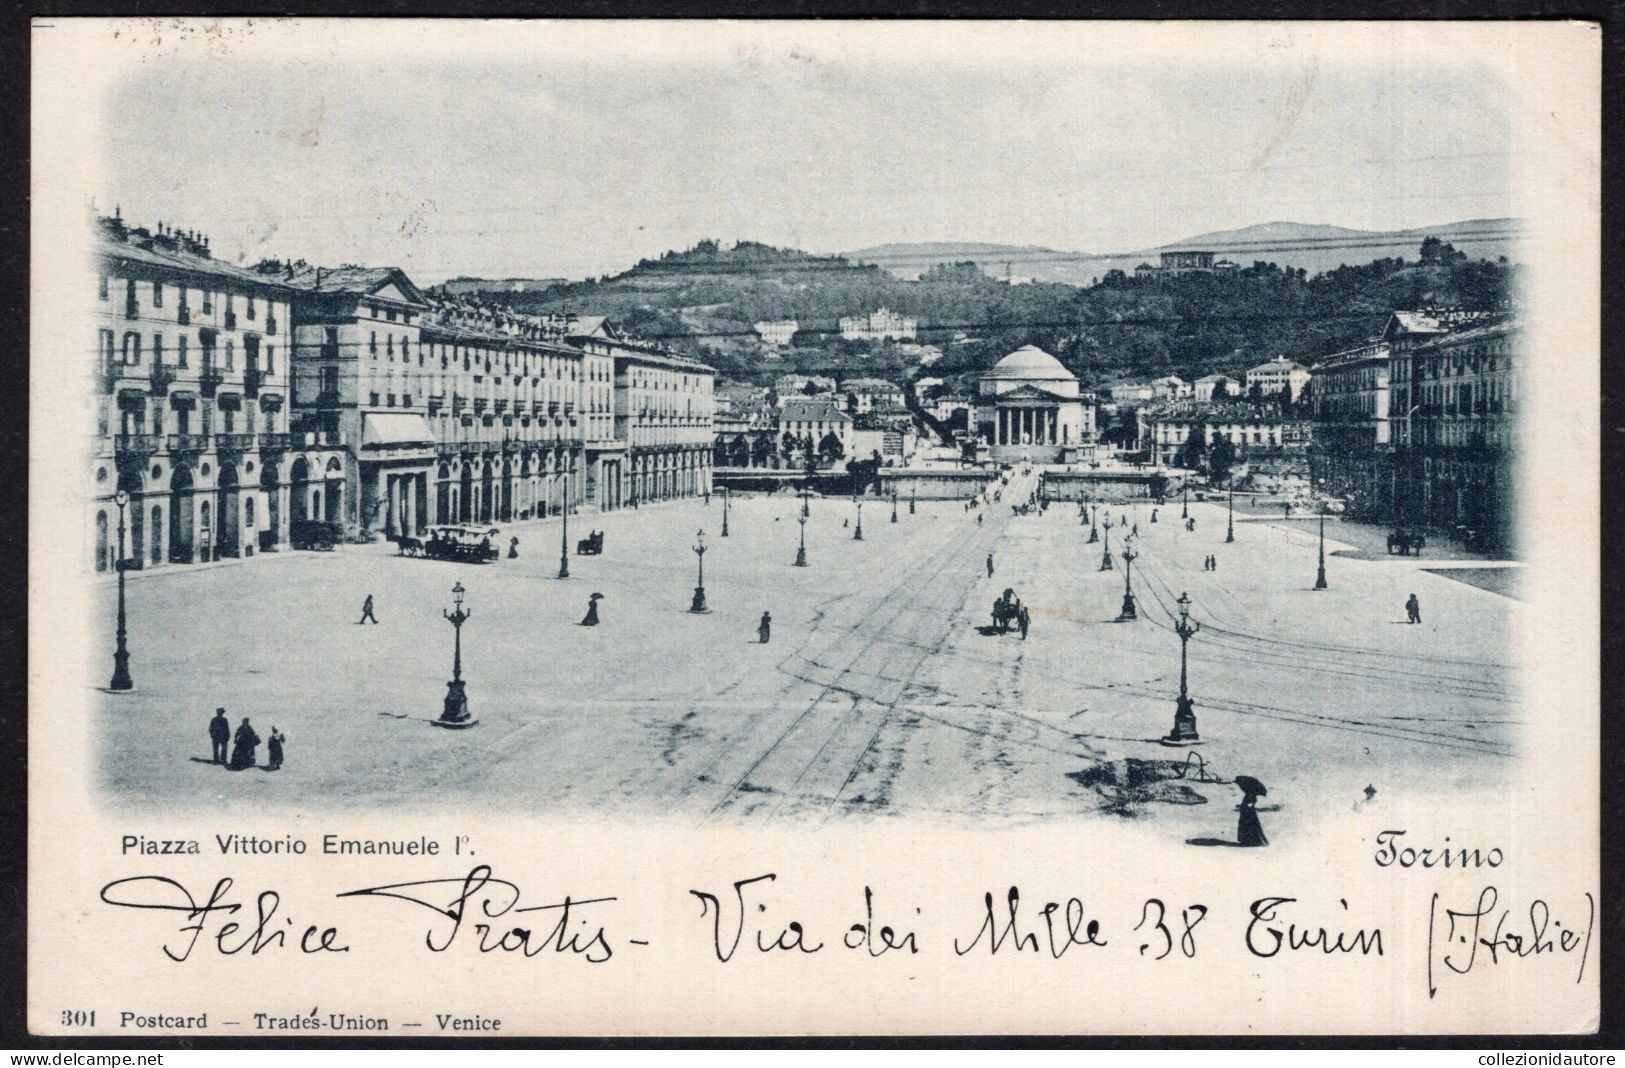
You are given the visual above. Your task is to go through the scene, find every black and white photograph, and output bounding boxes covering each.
[26,18,1601,1039]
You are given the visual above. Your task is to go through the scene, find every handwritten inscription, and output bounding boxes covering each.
[1427,887,1595,998]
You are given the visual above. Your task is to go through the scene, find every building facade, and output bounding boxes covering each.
[838,307,918,343]
[91,214,302,572]
[1309,338,1390,452]
[1150,375,1191,401]
[975,345,1095,463]
[1245,356,1311,402]
[753,319,798,347]
[778,397,853,463]
[1193,374,1240,401]
[1145,402,1300,467]
[839,377,906,413]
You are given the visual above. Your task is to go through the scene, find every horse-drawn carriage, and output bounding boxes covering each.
[1386,528,1427,556]
[576,530,605,555]
[404,525,502,563]
[990,588,1028,634]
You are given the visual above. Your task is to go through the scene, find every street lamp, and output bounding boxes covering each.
[909,487,916,515]
[689,529,709,613]
[853,496,864,541]
[1314,501,1329,590]
[437,581,476,728]
[1099,515,1115,571]
[1088,503,1099,544]
[794,510,808,567]
[1226,476,1235,544]
[1182,481,1189,519]
[108,489,134,691]
[558,463,570,579]
[1163,591,1202,746]
[890,490,898,523]
[721,486,731,538]
[1117,535,1138,621]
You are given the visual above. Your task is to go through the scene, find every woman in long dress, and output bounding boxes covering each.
[1235,776,1268,847]
[266,728,285,771]
[227,718,261,770]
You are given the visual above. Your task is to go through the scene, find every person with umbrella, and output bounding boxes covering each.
[1234,775,1268,847]
[580,592,603,627]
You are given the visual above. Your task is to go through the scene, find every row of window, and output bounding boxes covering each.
[102,276,282,332]
[100,329,275,374]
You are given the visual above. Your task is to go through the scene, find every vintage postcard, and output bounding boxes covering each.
[27,19,1599,1037]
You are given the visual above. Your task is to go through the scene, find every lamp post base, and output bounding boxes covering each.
[1099,553,1114,571]
[1117,594,1137,621]
[853,527,863,541]
[1087,529,1099,543]
[721,522,729,538]
[109,651,133,691]
[558,558,570,580]
[1226,529,1234,543]
[1161,696,1201,746]
[435,679,477,729]
[794,547,808,567]
[1314,568,1328,590]
[909,501,915,515]
[689,586,710,614]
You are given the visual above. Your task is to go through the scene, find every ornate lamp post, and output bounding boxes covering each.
[437,581,476,728]
[1163,591,1202,746]
[1117,535,1139,621]
[1182,481,1189,520]
[1087,504,1099,544]
[1314,501,1329,590]
[1099,515,1115,571]
[721,486,731,538]
[794,510,808,567]
[852,496,864,541]
[909,488,916,515]
[558,463,570,579]
[1225,475,1235,543]
[108,489,134,691]
[689,529,709,613]
[890,490,898,523]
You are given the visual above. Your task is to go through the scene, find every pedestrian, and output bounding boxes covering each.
[704,489,711,506]
[1235,776,1269,847]
[1151,508,1158,523]
[977,513,983,526]
[1212,555,1218,572]
[266,728,285,771]
[508,536,519,559]
[227,717,260,771]
[758,611,772,644]
[208,707,230,764]
[1018,605,1030,641]
[1405,593,1421,624]
[581,592,603,626]
[358,594,378,625]
[986,553,994,578]
[1132,522,1138,536]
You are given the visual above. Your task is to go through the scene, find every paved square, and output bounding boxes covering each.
[92,479,1519,842]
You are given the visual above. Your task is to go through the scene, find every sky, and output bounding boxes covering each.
[84,20,1515,284]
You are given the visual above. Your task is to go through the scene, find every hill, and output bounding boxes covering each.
[462,234,1518,390]
[838,218,1525,285]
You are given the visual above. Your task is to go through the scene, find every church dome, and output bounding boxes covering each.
[986,345,1073,381]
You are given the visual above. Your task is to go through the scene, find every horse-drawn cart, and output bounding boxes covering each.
[1386,528,1427,556]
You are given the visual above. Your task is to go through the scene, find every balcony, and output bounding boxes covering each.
[216,432,256,456]
[451,393,467,412]
[427,393,445,412]
[302,430,346,448]
[473,397,489,413]
[200,366,225,396]
[436,440,463,459]
[178,306,191,326]
[167,433,209,455]
[115,433,161,458]
[258,432,292,453]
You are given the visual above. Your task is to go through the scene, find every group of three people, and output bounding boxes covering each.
[208,708,284,771]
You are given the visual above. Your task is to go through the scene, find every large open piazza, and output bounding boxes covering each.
[90,479,1520,843]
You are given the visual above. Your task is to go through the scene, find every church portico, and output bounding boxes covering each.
[976,345,1095,463]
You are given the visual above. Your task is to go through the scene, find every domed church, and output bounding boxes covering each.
[976,345,1095,462]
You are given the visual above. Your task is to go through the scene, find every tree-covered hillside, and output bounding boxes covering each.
[460,237,1517,388]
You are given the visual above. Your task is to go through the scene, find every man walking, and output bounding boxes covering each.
[986,553,994,578]
[209,708,230,764]
[1017,605,1030,641]
[1405,593,1421,624]
[358,594,378,625]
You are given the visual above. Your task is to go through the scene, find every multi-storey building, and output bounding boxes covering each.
[1309,338,1390,450]
[839,377,906,413]
[778,397,853,463]
[569,320,714,505]
[1144,402,1302,468]
[1245,356,1311,402]
[838,307,917,343]
[90,213,300,572]
[418,298,590,526]
[275,262,436,541]
[753,319,798,347]
[1193,374,1240,401]
[1150,375,1190,401]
